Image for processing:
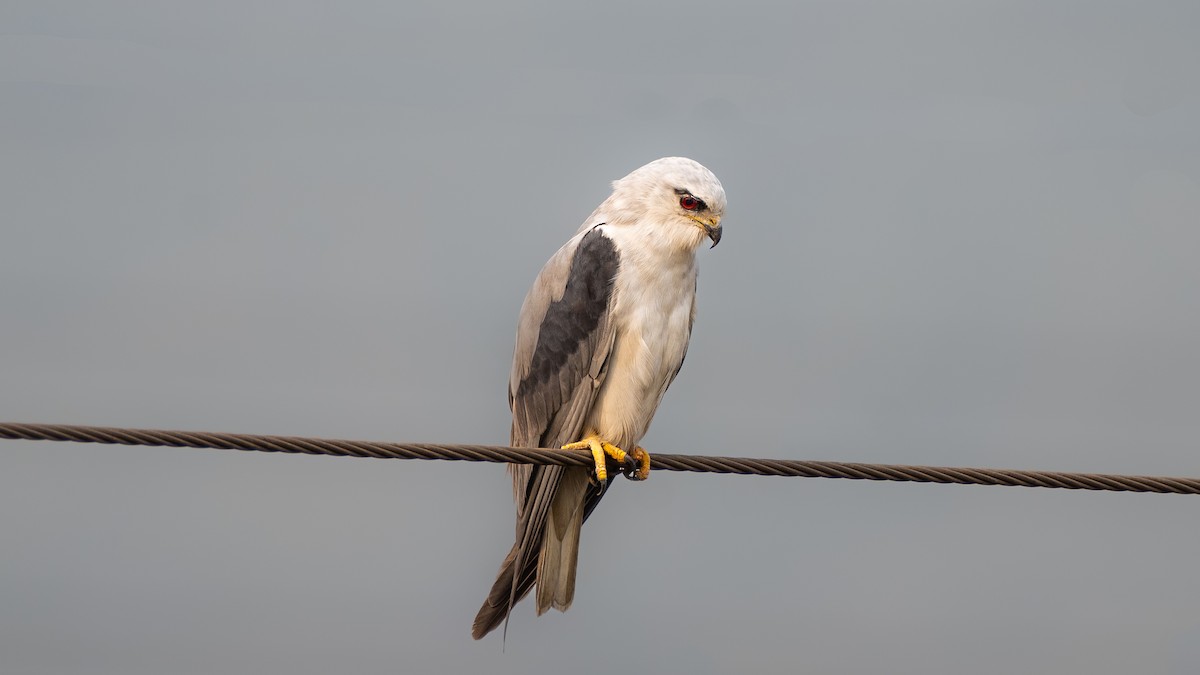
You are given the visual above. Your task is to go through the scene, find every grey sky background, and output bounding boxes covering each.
[3,1,1199,673]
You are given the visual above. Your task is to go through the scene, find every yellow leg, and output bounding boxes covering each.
[629,446,651,481]
[561,435,627,484]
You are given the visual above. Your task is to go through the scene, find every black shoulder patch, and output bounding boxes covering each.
[517,228,619,398]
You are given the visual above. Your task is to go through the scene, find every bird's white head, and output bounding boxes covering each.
[602,157,726,251]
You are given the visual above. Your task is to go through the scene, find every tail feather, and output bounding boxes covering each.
[472,467,591,640]
[536,468,587,614]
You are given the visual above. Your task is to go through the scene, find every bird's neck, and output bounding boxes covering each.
[600,220,702,274]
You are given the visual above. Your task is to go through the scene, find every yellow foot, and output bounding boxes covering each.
[627,446,651,482]
[561,436,628,484]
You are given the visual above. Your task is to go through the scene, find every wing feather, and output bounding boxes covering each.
[472,226,620,639]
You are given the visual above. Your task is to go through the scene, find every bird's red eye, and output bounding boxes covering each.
[679,195,700,210]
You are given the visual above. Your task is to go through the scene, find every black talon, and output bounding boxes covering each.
[619,453,640,480]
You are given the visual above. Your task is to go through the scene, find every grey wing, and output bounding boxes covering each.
[467,226,620,627]
[509,226,619,542]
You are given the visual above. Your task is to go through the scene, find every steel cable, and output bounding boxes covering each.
[2,422,1198,495]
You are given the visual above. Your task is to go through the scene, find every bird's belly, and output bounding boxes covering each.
[586,298,693,450]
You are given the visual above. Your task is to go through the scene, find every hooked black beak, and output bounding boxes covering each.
[705,223,722,248]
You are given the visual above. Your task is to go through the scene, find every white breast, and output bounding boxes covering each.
[585,225,698,450]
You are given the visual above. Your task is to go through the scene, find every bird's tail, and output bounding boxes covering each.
[535,467,588,614]
[471,468,589,640]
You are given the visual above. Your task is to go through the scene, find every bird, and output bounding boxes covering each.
[471,157,726,640]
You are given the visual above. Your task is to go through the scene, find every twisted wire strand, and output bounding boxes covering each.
[2,422,1198,495]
